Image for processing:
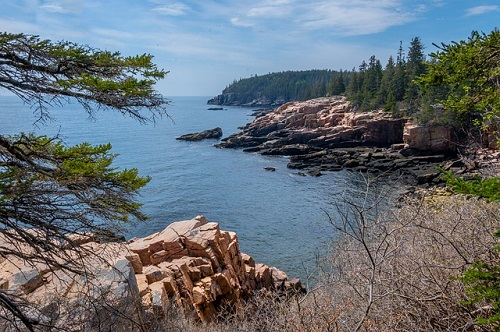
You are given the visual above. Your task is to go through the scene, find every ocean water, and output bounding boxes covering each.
[0,95,370,282]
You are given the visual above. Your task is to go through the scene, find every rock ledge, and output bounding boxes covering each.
[0,216,302,328]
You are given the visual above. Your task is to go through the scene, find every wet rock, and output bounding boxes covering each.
[177,127,223,141]
[307,169,323,177]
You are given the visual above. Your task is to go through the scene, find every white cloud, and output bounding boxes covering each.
[247,0,294,17]
[464,5,500,17]
[230,17,254,28]
[150,1,190,16]
[248,5,293,17]
[40,0,82,14]
[225,0,416,36]
[298,1,415,36]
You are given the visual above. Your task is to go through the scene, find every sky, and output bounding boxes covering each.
[0,0,498,97]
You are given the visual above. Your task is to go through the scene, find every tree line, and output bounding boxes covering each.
[220,70,338,103]
[221,28,499,136]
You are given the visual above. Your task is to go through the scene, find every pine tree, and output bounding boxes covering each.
[378,56,396,108]
[328,71,346,96]
[392,41,407,104]
[0,32,167,330]
[405,37,426,113]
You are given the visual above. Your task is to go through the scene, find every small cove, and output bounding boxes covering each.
[0,95,393,282]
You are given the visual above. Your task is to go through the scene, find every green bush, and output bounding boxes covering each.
[458,231,500,330]
[441,169,500,201]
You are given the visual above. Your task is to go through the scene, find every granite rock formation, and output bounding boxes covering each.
[0,216,302,329]
[403,123,453,152]
[217,97,406,150]
[215,97,461,184]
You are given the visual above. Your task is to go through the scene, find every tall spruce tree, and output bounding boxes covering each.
[405,37,426,113]
[392,41,407,104]
[379,56,396,112]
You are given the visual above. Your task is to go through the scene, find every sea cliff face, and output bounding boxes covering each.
[0,216,303,329]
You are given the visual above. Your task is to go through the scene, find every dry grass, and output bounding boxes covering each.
[4,188,497,331]
[152,189,499,332]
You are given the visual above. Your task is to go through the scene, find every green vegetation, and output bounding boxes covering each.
[217,69,341,103]
[0,32,167,330]
[458,231,500,330]
[441,170,500,201]
[221,29,499,139]
[0,32,167,123]
[346,37,428,116]
[441,167,500,329]
[418,29,500,130]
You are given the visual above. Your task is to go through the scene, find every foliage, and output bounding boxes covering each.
[458,231,500,330]
[0,32,168,123]
[441,169,500,201]
[417,29,500,130]
[144,190,500,332]
[214,70,341,104]
[441,166,500,328]
[0,32,166,330]
[345,38,427,116]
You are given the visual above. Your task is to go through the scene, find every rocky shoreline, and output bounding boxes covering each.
[215,97,498,185]
[207,93,285,107]
[0,216,303,329]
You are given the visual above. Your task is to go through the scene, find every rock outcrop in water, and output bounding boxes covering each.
[216,97,461,184]
[176,127,223,141]
[0,216,302,329]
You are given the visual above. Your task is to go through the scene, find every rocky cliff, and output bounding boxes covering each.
[0,216,302,330]
[216,97,459,183]
[218,97,406,149]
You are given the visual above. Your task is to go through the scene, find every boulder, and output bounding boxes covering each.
[176,127,223,141]
[403,123,454,153]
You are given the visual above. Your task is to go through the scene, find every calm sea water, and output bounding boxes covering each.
[0,95,371,282]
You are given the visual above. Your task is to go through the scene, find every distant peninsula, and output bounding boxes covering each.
[207,70,339,107]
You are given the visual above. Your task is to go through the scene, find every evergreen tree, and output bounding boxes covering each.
[346,69,362,107]
[405,37,426,113]
[418,29,500,132]
[392,41,407,103]
[0,32,167,330]
[328,71,346,96]
[377,56,395,107]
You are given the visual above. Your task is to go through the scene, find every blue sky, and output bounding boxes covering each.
[0,0,498,96]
